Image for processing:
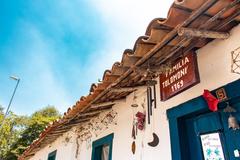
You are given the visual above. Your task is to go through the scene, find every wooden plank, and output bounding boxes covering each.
[101,93,119,103]
[110,87,137,93]
[154,0,240,66]
[87,104,113,111]
[156,0,240,65]
[122,56,141,67]
[55,119,89,132]
[214,9,240,30]
[178,27,230,39]
[90,102,116,109]
[77,112,100,119]
[64,118,91,126]
[48,129,68,135]
[46,132,65,137]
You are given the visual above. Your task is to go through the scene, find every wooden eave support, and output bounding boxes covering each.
[87,103,113,112]
[90,102,116,109]
[155,0,240,66]
[178,27,230,39]
[134,64,171,75]
[110,87,137,93]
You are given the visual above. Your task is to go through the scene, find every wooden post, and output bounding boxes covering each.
[178,27,230,39]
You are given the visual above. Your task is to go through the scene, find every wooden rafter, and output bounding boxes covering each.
[178,27,230,39]
[90,102,115,109]
[154,0,240,66]
[110,87,137,93]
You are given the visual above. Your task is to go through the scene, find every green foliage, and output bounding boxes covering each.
[0,105,61,160]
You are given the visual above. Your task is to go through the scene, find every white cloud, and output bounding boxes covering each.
[83,0,174,81]
[12,22,73,114]
[89,0,173,41]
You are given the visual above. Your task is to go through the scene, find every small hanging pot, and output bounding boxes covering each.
[228,114,240,130]
[223,102,239,130]
[131,141,136,154]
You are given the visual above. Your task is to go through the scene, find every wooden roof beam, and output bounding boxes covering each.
[155,0,240,66]
[90,102,116,109]
[110,87,137,93]
[55,119,90,132]
[178,27,230,39]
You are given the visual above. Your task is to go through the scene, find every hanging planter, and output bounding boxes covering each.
[228,114,240,130]
[136,112,146,131]
[224,102,240,130]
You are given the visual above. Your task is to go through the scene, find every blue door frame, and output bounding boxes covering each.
[167,79,240,160]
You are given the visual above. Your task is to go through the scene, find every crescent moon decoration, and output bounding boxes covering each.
[148,132,159,147]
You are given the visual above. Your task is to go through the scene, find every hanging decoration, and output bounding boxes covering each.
[131,141,136,154]
[130,92,147,155]
[131,92,138,155]
[148,133,159,147]
[223,102,236,113]
[145,69,159,147]
[203,89,219,112]
[223,102,240,130]
[136,112,146,131]
[146,80,157,124]
[147,86,159,148]
[215,88,228,102]
[228,115,239,130]
[231,47,240,75]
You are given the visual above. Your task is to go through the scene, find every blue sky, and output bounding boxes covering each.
[0,0,172,115]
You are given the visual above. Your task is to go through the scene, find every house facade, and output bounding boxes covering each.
[20,0,240,160]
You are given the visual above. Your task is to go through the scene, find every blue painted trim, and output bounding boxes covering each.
[167,79,240,160]
[47,150,57,160]
[168,118,181,160]
[91,133,114,160]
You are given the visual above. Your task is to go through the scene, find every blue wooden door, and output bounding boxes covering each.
[181,105,240,160]
[94,146,103,160]
[220,102,240,160]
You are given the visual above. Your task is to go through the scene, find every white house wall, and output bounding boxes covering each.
[29,24,240,160]
[30,129,78,160]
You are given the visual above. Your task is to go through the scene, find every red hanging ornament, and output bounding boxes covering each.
[203,89,219,112]
[136,112,146,130]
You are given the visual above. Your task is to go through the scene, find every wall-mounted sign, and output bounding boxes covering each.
[159,51,200,101]
[200,132,225,160]
[215,88,228,102]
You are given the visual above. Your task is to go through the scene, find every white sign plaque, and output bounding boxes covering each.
[200,133,225,160]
